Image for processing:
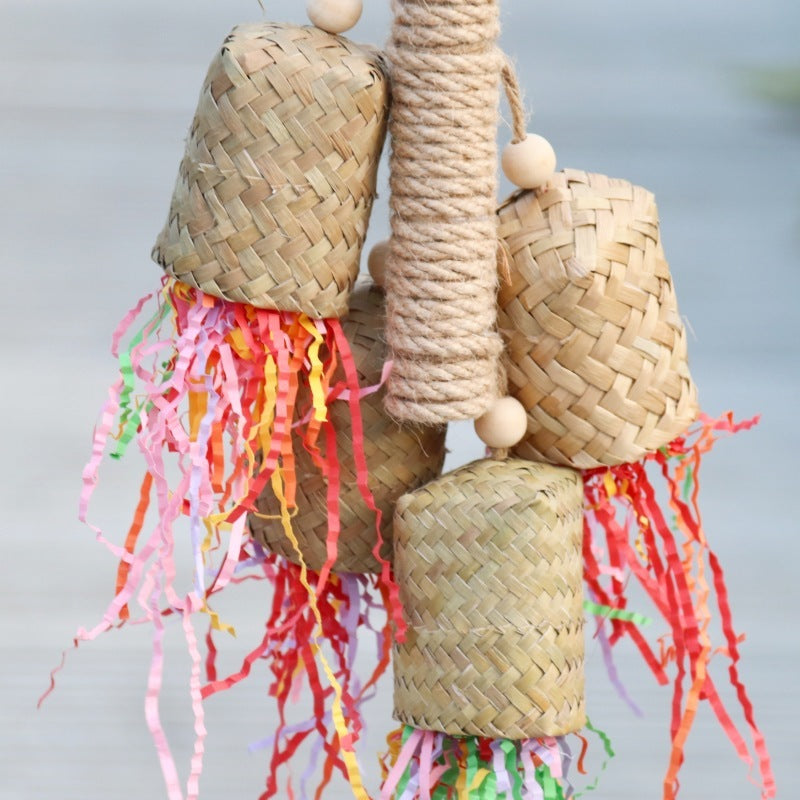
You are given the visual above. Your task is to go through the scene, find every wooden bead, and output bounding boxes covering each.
[501,134,557,190]
[306,0,363,34]
[474,397,528,449]
[367,240,390,288]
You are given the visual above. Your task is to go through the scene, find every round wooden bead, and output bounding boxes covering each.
[367,240,390,288]
[502,134,557,190]
[307,0,363,34]
[474,397,528,449]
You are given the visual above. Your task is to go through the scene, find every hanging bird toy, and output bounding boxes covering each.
[47,2,776,799]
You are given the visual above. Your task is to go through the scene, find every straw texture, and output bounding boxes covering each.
[249,283,447,573]
[153,23,389,318]
[393,458,585,739]
[497,170,699,468]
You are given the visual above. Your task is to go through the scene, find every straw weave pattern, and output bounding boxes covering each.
[249,284,447,573]
[497,170,699,468]
[383,0,504,424]
[153,23,389,317]
[393,459,586,739]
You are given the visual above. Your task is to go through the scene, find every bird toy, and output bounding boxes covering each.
[49,1,776,799]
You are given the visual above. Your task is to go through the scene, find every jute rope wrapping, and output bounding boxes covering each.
[384,0,504,423]
[249,283,447,573]
[393,459,586,739]
[153,23,389,317]
[497,170,699,468]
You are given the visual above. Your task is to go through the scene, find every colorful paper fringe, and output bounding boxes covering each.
[379,723,615,800]
[583,413,775,800]
[213,547,391,800]
[47,274,774,800]
[45,279,401,800]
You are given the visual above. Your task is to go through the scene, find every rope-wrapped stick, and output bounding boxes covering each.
[384,0,504,424]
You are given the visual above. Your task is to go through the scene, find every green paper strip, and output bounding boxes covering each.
[480,768,497,800]
[112,301,171,459]
[396,726,415,800]
[500,739,523,800]
[587,717,615,760]
[682,463,695,502]
[583,600,652,627]
[433,738,460,800]
[575,718,616,797]
[465,737,478,799]
[535,762,565,800]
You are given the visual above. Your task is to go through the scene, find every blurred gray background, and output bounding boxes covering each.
[1,0,798,798]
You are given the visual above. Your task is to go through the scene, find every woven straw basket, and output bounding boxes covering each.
[497,170,699,468]
[153,23,389,318]
[393,459,585,739]
[249,283,447,574]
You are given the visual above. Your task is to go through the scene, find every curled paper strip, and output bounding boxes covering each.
[51,280,408,799]
[582,413,774,800]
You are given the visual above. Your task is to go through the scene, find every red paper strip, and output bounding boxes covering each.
[584,414,774,799]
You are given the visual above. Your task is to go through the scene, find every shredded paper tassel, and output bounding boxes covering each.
[379,723,615,800]
[583,413,775,800]
[228,552,391,800]
[45,280,401,800]
[48,278,773,800]
[381,415,773,800]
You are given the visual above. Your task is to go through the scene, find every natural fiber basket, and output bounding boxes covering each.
[497,169,699,468]
[393,458,585,739]
[153,23,389,318]
[249,283,447,573]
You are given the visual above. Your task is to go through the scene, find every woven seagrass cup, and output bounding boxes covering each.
[393,458,585,739]
[497,170,699,468]
[249,283,447,574]
[153,23,389,317]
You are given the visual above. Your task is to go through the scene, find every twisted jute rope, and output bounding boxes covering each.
[501,58,528,145]
[384,0,505,424]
